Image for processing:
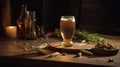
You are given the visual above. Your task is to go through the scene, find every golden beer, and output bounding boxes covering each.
[60,16,75,47]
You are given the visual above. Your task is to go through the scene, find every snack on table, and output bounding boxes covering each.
[90,43,119,56]
[75,30,119,56]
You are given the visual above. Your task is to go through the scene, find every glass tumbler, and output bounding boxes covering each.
[60,16,76,47]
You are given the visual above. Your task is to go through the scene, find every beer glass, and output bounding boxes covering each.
[60,16,76,47]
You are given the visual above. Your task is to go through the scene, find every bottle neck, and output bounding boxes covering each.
[29,11,36,22]
[19,5,27,19]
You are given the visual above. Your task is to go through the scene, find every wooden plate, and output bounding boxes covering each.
[47,42,119,56]
[48,42,94,54]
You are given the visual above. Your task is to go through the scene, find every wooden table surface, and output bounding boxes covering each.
[0,35,120,67]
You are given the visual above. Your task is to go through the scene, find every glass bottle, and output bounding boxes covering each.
[1,0,11,37]
[16,4,28,38]
[25,11,37,40]
[2,0,11,28]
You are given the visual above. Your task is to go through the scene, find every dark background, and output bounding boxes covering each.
[0,0,120,37]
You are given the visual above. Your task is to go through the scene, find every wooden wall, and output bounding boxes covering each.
[79,0,120,35]
[0,0,120,37]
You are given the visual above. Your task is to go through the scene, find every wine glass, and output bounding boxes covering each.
[60,16,76,47]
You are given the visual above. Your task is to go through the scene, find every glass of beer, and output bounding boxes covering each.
[60,16,76,47]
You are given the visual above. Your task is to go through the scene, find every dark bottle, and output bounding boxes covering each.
[25,11,37,40]
[16,5,29,38]
[2,0,11,28]
[1,0,11,37]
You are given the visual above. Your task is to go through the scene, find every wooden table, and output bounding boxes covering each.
[0,35,120,67]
